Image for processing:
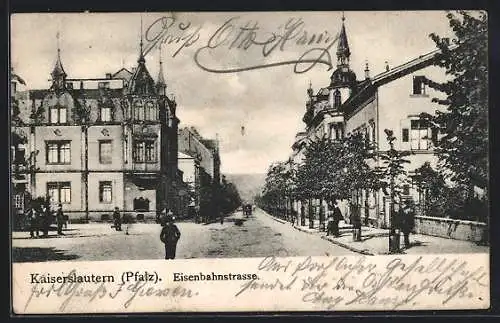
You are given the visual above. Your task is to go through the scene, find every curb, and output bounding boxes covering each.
[261,211,290,224]
[270,216,288,224]
[293,225,317,234]
[264,211,376,256]
[320,236,375,256]
[293,224,376,256]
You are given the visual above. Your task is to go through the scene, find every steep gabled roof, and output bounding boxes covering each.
[370,48,443,87]
[127,54,157,96]
[112,68,133,82]
[342,45,457,118]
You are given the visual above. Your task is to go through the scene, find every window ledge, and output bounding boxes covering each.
[409,94,429,98]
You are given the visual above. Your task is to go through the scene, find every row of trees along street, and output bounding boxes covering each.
[256,11,488,238]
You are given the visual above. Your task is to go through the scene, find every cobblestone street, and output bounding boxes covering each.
[12,208,355,262]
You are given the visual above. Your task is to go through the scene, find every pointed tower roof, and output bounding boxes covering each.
[51,32,66,79]
[128,55,156,95]
[52,51,67,78]
[330,13,357,89]
[157,47,166,86]
[127,23,156,95]
[336,13,351,65]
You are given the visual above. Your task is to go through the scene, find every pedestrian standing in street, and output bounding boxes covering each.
[332,201,343,237]
[56,203,65,236]
[113,207,122,231]
[160,211,181,259]
[28,206,40,238]
[160,208,169,226]
[399,199,415,248]
[63,214,69,229]
[350,203,362,241]
[41,205,51,237]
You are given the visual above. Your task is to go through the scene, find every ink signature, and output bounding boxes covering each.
[144,15,337,74]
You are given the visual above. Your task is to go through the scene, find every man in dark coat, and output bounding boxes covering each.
[113,207,122,231]
[350,203,362,241]
[399,200,416,248]
[41,205,51,237]
[160,212,181,259]
[56,203,65,235]
[333,201,344,237]
[331,201,343,237]
[28,206,40,238]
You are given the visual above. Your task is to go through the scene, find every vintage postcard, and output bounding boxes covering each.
[10,11,489,314]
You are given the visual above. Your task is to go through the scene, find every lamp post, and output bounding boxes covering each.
[385,129,400,254]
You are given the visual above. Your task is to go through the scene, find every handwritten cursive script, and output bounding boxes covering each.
[235,255,488,310]
[24,269,198,312]
[143,15,337,74]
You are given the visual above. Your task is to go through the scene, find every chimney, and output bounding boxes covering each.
[385,61,390,72]
[105,73,112,79]
[132,67,137,73]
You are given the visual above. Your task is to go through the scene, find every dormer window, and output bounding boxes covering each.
[49,105,67,124]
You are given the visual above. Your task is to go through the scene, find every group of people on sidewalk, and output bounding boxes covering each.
[313,199,417,249]
[27,203,67,238]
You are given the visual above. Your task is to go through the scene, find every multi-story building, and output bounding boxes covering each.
[11,39,180,221]
[291,15,450,228]
[178,127,221,220]
[10,68,31,228]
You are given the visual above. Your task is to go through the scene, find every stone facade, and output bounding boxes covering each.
[177,127,221,220]
[11,43,180,222]
[290,16,455,229]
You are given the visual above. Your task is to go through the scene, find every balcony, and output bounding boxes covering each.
[129,160,160,173]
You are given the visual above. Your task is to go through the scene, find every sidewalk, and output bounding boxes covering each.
[263,212,489,255]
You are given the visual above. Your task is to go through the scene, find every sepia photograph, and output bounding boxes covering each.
[9,10,490,313]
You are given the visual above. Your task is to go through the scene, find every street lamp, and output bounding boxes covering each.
[384,129,400,254]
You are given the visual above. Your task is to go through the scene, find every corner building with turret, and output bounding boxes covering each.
[291,14,454,228]
[12,40,180,222]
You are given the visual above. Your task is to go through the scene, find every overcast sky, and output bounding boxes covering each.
[10,11,455,175]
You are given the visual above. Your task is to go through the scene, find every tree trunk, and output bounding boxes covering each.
[319,198,325,231]
[300,202,306,226]
[308,199,314,229]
